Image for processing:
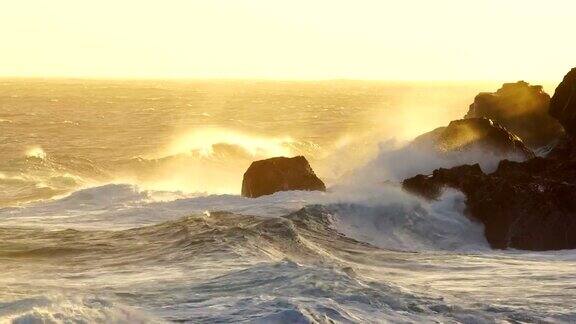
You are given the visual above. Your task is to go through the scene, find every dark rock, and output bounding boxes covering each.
[465,81,563,147]
[241,156,326,198]
[401,69,576,251]
[403,139,576,251]
[412,117,535,160]
[402,164,485,200]
[550,68,576,136]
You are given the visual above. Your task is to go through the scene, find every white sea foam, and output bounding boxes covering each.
[25,147,47,160]
[330,189,489,252]
[0,295,160,323]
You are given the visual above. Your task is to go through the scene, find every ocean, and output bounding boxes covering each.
[0,79,573,323]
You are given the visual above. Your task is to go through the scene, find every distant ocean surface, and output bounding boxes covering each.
[0,79,573,323]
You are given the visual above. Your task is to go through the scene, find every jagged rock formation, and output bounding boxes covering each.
[242,156,326,198]
[465,81,563,148]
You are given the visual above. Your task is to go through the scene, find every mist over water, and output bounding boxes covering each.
[0,79,574,323]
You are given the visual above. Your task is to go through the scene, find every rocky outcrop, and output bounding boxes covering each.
[242,156,326,198]
[549,68,576,136]
[403,147,576,250]
[465,81,563,147]
[402,69,576,251]
[412,117,534,160]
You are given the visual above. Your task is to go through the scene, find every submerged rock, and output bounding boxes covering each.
[412,117,534,160]
[465,81,563,147]
[241,156,326,198]
[550,68,576,136]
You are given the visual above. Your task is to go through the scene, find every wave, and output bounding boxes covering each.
[0,295,160,323]
[0,126,516,253]
[0,188,572,323]
[2,123,519,207]
[164,127,295,159]
[343,138,527,188]
[0,126,325,205]
[0,180,489,253]
[1,261,540,324]
[0,150,109,206]
[0,219,554,323]
[327,190,489,252]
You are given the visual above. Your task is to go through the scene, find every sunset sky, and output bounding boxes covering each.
[1,0,574,81]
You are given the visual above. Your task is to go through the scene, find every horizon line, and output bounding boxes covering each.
[0,75,558,85]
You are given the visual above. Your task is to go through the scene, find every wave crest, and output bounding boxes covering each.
[0,295,160,323]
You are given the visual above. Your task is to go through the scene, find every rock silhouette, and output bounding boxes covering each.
[465,81,563,147]
[242,156,326,198]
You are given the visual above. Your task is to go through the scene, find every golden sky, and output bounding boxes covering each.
[1,0,574,81]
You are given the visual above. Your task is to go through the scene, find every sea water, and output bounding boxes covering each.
[0,79,573,323]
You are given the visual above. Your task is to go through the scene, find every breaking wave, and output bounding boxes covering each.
[3,195,572,323]
[0,178,489,253]
[0,295,160,323]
